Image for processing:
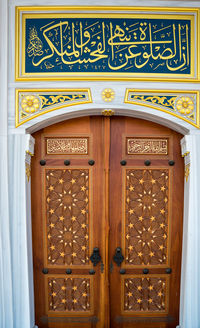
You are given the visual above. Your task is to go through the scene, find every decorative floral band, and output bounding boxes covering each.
[124,90,199,128]
[16,89,92,127]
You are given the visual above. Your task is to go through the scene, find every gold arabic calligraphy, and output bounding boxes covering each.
[26,18,190,73]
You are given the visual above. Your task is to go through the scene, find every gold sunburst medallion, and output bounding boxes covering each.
[101,88,115,102]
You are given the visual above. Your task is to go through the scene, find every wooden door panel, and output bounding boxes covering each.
[46,275,93,313]
[121,274,169,313]
[123,168,170,268]
[32,117,104,328]
[109,117,184,328]
[32,116,184,328]
[44,168,91,269]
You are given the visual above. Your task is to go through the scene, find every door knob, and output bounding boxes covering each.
[120,160,127,166]
[113,247,124,266]
[88,160,95,166]
[40,160,46,166]
[90,247,101,266]
[168,160,175,166]
[144,160,151,166]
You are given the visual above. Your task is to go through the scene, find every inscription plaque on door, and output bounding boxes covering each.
[127,138,168,155]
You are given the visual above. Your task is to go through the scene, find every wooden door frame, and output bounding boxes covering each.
[8,109,198,328]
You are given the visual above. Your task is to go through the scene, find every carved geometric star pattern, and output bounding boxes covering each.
[46,169,89,265]
[124,277,167,312]
[48,277,90,312]
[125,169,169,265]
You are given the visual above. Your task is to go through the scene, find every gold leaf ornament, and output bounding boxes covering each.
[25,163,31,182]
[21,95,41,113]
[102,88,115,102]
[176,96,194,115]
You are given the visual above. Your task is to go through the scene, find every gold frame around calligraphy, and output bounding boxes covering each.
[15,6,200,82]
[15,89,92,127]
[124,89,200,128]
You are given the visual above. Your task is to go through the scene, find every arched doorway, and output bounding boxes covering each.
[31,115,184,328]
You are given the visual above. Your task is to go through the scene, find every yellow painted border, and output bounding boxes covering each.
[124,89,200,129]
[15,88,92,127]
[15,6,200,82]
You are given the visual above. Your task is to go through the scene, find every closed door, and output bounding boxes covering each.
[31,116,184,328]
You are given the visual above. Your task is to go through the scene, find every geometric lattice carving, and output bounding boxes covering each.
[46,169,90,265]
[48,277,91,312]
[127,138,168,155]
[124,276,168,312]
[46,138,88,155]
[125,169,169,265]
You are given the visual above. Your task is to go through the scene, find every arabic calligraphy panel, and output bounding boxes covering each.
[46,138,88,155]
[16,7,198,81]
[127,138,168,155]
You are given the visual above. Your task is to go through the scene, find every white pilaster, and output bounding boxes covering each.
[8,134,35,328]
[0,0,14,327]
[179,135,200,328]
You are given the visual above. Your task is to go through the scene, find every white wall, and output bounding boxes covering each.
[0,1,200,328]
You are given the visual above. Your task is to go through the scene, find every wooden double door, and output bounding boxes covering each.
[32,116,184,328]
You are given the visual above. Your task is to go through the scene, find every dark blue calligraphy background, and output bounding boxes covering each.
[25,17,191,74]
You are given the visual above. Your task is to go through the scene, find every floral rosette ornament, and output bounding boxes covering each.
[21,95,41,113]
[102,88,115,102]
[175,96,194,115]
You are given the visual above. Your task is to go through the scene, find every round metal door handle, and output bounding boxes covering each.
[120,160,127,166]
[42,268,48,274]
[40,160,46,166]
[88,160,95,166]
[120,268,126,274]
[144,160,151,166]
[89,269,95,275]
[66,269,72,274]
[143,268,149,274]
[64,160,70,166]
[166,268,172,274]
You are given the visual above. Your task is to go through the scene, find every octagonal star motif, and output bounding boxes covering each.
[125,169,169,265]
[124,277,167,312]
[46,169,90,265]
[48,277,91,312]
